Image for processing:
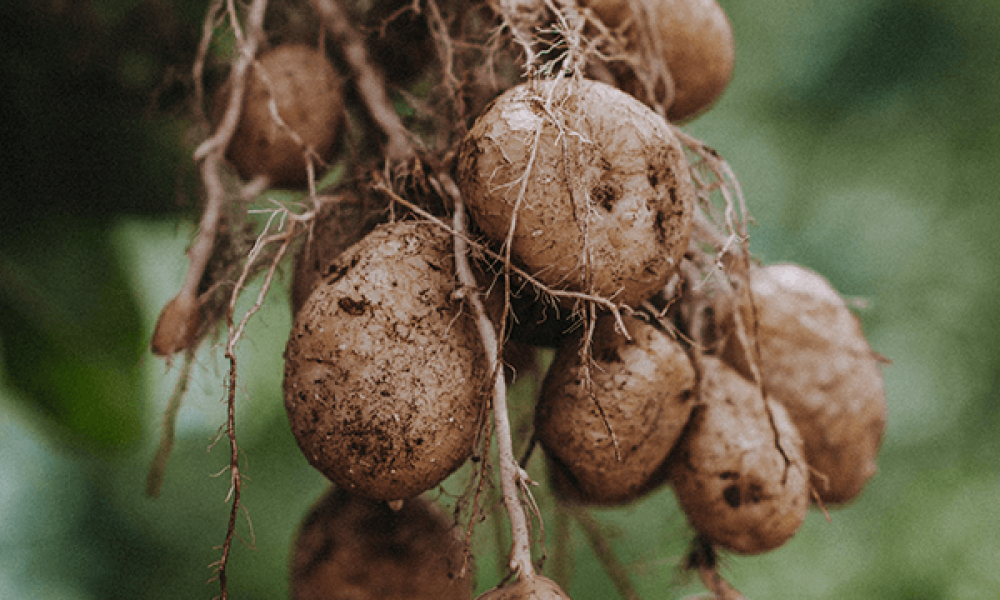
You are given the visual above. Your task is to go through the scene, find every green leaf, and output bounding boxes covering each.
[0,216,143,450]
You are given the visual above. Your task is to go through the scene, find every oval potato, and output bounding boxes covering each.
[283,221,487,501]
[537,315,696,505]
[669,356,809,554]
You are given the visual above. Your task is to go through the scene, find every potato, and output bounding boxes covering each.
[584,0,735,121]
[536,315,696,505]
[291,487,472,600]
[283,220,488,501]
[476,575,572,600]
[216,43,344,187]
[719,263,888,504]
[457,78,695,308]
[668,356,809,555]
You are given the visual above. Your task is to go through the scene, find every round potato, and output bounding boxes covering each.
[216,43,344,187]
[457,78,695,308]
[584,0,735,121]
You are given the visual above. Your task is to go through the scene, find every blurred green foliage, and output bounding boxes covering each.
[2,0,999,598]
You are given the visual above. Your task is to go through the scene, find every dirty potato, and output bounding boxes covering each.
[457,78,695,308]
[283,221,487,502]
[537,314,696,505]
[668,355,810,554]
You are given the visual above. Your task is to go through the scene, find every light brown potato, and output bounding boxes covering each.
[476,575,572,600]
[457,78,695,308]
[584,0,735,121]
[283,221,488,501]
[291,487,472,600]
[719,263,888,504]
[537,315,696,505]
[668,356,810,555]
[216,44,343,187]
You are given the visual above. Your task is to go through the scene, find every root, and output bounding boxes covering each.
[496,0,547,73]
[209,202,303,599]
[310,0,415,160]
[192,0,225,131]
[456,412,497,580]
[145,351,196,498]
[686,537,746,600]
[152,0,269,361]
[445,172,536,578]
[156,2,329,596]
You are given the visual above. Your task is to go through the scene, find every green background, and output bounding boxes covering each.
[2,0,999,598]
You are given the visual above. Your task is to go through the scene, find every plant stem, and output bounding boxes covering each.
[310,0,414,160]
[445,173,535,579]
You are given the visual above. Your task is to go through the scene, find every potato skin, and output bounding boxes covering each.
[668,356,809,555]
[217,44,343,187]
[537,315,696,505]
[457,78,695,307]
[291,487,472,600]
[724,264,887,504]
[283,221,487,501]
[585,0,735,121]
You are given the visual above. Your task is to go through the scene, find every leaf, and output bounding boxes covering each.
[0,216,143,449]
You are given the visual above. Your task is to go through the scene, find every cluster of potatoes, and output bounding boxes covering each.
[209,0,887,597]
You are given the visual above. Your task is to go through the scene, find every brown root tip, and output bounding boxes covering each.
[686,536,746,600]
[151,293,202,356]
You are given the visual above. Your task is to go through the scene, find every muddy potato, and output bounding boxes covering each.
[668,356,809,555]
[719,263,888,504]
[537,315,696,505]
[584,0,735,121]
[216,43,344,187]
[283,221,488,501]
[291,487,472,600]
[457,78,695,307]
[476,575,572,600]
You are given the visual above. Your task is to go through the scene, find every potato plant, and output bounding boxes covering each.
[146,0,887,598]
